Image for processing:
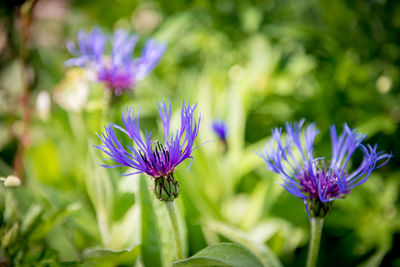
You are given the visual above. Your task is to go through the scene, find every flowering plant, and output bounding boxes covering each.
[257,119,391,218]
[66,27,166,95]
[95,100,200,201]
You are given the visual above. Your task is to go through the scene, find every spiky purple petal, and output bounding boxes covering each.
[257,120,392,217]
[95,100,200,178]
[66,27,166,95]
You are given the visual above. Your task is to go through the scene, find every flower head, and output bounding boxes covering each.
[94,100,201,201]
[66,28,166,95]
[65,27,106,67]
[257,119,391,218]
[212,120,228,143]
[0,175,21,188]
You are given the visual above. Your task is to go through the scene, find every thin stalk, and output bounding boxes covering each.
[13,0,39,180]
[306,217,324,267]
[165,201,183,260]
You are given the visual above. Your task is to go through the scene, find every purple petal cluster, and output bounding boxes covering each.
[94,100,201,178]
[212,120,228,142]
[66,28,166,95]
[257,119,391,215]
[65,27,106,67]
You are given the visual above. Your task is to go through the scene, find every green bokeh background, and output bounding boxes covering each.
[0,0,399,266]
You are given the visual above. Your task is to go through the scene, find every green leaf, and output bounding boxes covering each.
[45,223,81,261]
[357,115,396,136]
[28,141,62,186]
[154,12,194,43]
[140,176,163,267]
[172,243,264,267]
[113,191,135,221]
[21,248,58,265]
[20,204,42,235]
[86,148,114,246]
[206,221,283,267]
[359,243,390,267]
[83,245,139,266]
[2,222,19,249]
[31,203,81,241]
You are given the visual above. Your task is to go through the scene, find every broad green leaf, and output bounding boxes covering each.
[207,221,283,267]
[174,258,230,267]
[82,245,139,266]
[172,243,263,267]
[140,176,163,267]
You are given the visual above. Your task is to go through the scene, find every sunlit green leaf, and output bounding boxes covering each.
[140,176,163,267]
[82,245,139,266]
[206,221,283,267]
[172,243,263,267]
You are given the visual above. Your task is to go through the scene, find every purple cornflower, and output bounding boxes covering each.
[94,100,201,201]
[65,27,106,67]
[257,119,391,218]
[212,120,228,143]
[66,28,166,95]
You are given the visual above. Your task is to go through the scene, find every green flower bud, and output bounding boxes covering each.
[307,198,332,218]
[153,173,180,202]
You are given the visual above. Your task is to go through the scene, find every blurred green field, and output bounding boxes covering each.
[0,0,399,266]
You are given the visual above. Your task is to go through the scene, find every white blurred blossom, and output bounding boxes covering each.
[36,91,51,121]
[1,175,22,187]
[54,68,89,113]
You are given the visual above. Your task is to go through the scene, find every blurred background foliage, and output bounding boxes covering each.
[0,0,399,266]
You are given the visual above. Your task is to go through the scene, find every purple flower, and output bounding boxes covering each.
[94,100,201,201]
[212,120,228,142]
[66,28,166,95]
[256,119,391,218]
[65,27,106,67]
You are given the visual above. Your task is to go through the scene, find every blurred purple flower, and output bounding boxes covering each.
[65,27,106,67]
[66,28,166,95]
[212,120,228,143]
[256,119,391,218]
[94,100,201,201]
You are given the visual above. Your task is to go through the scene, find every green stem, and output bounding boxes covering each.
[306,217,324,267]
[165,201,183,260]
